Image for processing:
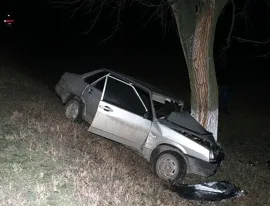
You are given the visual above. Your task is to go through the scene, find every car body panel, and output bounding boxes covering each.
[89,100,152,150]
[89,74,152,150]
[81,84,103,124]
[56,72,87,103]
[139,120,209,161]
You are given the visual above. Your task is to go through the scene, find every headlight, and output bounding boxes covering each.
[174,129,215,149]
[183,132,212,149]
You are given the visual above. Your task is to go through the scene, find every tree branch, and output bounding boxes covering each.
[232,36,270,45]
[80,2,104,34]
[254,52,270,58]
[50,0,176,41]
[219,0,235,57]
[101,6,122,42]
[134,0,167,8]
[235,0,252,34]
[68,0,86,19]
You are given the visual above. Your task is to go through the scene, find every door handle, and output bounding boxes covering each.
[99,105,113,112]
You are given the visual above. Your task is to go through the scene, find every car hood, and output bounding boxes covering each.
[159,111,216,144]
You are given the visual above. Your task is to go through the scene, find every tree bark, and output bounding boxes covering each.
[171,0,229,141]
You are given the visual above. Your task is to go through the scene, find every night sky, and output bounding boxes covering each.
[0,0,270,92]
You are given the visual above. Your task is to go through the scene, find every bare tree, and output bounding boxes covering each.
[232,0,270,58]
[51,0,231,141]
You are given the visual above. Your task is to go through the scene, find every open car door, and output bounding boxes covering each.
[88,75,152,150]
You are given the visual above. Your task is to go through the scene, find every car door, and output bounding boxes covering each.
[88,75,152,150]
[81,74,107,124]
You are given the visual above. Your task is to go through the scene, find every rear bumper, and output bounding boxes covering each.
[187,152,224,177]
[55,84,61,95]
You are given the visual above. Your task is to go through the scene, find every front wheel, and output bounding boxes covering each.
[151,151,187,184]
[65,99,82,122]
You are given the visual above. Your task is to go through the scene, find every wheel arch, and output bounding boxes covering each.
[150,143,188,165]
[64,93,83,104]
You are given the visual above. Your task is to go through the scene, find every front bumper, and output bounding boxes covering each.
[187,151,224,177]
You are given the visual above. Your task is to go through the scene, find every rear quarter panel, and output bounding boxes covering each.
[58,73,88,103]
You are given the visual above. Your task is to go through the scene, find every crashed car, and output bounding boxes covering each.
[55,69,224,184]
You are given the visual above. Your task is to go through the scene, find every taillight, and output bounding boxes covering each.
[4,20,15,23]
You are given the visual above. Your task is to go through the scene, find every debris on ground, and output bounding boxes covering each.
[166,180,246,202]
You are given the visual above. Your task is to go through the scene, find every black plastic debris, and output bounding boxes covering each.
[166,180,245,202]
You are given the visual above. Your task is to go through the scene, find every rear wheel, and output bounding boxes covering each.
[65,99,82,122]
[151,151,187,184]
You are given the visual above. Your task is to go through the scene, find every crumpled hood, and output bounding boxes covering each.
[160,111,216,144]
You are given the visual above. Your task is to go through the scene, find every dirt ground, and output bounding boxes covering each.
[0,63,270,206]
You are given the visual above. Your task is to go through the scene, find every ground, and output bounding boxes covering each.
[0,60,270,206]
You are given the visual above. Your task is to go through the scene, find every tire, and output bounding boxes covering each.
[151,151,187,185]
[65,99,82,122]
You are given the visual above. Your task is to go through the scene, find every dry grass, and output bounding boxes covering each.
[0,65,270,206]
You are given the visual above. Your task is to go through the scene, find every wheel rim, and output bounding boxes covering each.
[156,154,179,180]
[66,103,79,119]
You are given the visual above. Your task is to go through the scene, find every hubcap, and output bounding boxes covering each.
[156,154,179,180]
[66,103,79,119]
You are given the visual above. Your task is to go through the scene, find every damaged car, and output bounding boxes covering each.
[55,69,224,184]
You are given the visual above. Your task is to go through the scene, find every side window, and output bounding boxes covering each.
[93,77,106,91]
[84,71,108,84]
[103,77,146,116]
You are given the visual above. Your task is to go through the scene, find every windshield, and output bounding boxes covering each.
[152,94,183,119]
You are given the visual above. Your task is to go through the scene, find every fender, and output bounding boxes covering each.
[142,140,187,163]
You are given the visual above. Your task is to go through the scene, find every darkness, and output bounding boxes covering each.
[1,2,270,203]
[0,0,270,99]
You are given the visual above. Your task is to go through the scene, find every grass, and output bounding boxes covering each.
[0,64,270,206]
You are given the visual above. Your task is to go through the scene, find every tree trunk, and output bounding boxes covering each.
[191,1,219,140]
[171,0,229,141]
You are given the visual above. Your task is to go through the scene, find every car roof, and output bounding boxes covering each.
[94,68,183,103]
